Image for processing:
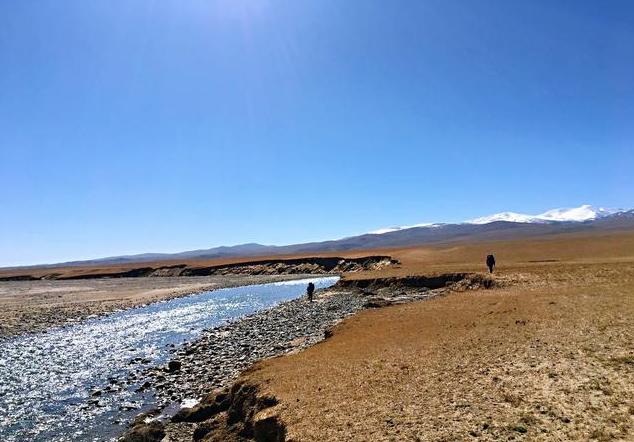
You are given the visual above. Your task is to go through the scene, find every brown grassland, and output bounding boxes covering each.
[240,230,634,441]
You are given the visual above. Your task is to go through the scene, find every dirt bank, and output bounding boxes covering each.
[0,256,396,281]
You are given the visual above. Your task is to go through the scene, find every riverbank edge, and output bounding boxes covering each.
[0,274,323,342]
[121,272,495,441]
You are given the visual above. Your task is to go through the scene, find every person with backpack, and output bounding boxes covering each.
[486,254,496,273]
[306,282,315,302]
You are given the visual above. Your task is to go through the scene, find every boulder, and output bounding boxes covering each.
[167,360,181,372]
[119,421,165,442]
[193,420,219,441]
[172,390,230,423]
[253,407,286,442]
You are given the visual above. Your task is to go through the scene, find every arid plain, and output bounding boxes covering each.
[237,230,634,441]
[2,230,633,441]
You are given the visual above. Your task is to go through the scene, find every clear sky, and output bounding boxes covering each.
[1,1,633,267]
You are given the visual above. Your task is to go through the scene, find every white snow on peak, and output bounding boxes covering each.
[469,205,619,225]
[368,227,402,235]
[469,211,537,224]
[368,223,440,235]
[367,205,623,235]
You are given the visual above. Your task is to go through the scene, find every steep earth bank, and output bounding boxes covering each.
[0,256,397,281]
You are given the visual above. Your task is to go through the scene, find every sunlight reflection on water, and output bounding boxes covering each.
[0,276,338,441]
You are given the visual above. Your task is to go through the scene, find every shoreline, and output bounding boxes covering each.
[0,269,497,441]
[0,274,322,340]
[120,275,472,441]
[123,285,367,442]
[143,284,362,409]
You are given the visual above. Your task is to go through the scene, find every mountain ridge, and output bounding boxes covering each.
[4,205,632,270]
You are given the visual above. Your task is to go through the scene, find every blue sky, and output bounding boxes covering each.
[1,0,633,266]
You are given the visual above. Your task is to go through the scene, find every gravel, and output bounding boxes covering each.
[142,288,366,408]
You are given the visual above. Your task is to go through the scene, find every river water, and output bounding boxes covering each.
[0,276,339,441]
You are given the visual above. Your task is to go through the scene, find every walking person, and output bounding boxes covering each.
[306,282,315,302]
[486,254,496,274]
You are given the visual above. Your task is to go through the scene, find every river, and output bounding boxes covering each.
[0,276,339,441]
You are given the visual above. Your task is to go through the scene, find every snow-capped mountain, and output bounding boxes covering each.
[368,223,442,235]
[469,205,619,224]
[6,205,633,270]
[369,205,625,235]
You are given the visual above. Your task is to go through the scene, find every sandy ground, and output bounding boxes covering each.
[240,233,634,441]
[0,274,314,339]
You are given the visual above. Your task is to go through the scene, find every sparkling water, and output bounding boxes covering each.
[0,276,339,441]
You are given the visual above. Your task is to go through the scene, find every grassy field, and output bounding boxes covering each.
[241,230,634,441]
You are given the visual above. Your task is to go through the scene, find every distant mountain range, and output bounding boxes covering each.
[368,204,621,233]
[7,205,634,269]
[468,204,620,225]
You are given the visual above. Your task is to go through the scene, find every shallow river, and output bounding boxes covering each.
[0,276,339,441]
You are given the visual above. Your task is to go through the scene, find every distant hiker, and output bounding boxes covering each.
[306,282,315,302]
[486,254,496,273]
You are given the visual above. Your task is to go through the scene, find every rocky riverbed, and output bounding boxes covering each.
[142,287,365,408]
[117,286,367,441]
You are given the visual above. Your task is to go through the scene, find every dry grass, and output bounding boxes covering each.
[343,229,634,279]
[242,232,634,441]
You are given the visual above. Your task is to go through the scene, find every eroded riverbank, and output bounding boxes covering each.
[125,273,488,441]
[236,263,634,441]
